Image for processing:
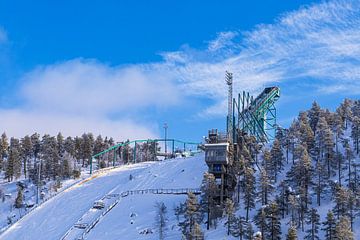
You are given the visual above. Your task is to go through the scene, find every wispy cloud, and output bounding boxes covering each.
[160,0,360,116]
[0,59,180,139]
[2,0,360,138]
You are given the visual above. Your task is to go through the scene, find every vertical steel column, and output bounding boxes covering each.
[90,157,93,175]
[133,141,137,163]
[172,139,175,156]
[113,148,116,167]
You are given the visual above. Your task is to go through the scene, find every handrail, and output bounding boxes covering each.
[92,138,200,158]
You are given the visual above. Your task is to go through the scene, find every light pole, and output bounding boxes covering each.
[164,123,168,158]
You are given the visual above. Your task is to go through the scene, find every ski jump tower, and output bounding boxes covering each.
[204,72,280,203]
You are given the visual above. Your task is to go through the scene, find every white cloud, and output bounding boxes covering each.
[160,0,360,116]
[4,0,360,138]
[1,59,181,139]
[20,59,180,116]
[0,109,157,140]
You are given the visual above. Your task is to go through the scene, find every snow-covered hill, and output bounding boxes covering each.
[0,154,207,240]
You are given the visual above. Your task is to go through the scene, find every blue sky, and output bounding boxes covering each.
[0,0,359,142]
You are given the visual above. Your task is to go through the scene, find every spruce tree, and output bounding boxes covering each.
[243,165,255,221]
[155,201,168,240]
[224,198,235,236]
[190,222,204,240]
[334,216,354,240]
[333,185,350,219]
[270,139,284,182]
[230,216,246,240]
[308,101,322,134]
[266,201,281,240]
[305,208,320,240]
[200,172,217,230]
[15,186,23,208]
[259,167,273,205]
[0,132,9,171]
[322,210,336,240]
[244,221,254,240]
[286,223,298,240]
[351,116,360,155]
[180,192,201,238]
[21,135,33,179]
[254,206,268,240]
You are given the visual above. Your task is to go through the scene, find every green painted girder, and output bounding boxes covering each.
[92,138,200,159]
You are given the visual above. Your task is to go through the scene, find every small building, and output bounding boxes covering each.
[204,129,234,203]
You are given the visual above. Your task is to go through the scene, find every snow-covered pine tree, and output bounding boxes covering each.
[0,132,9,171]
[266,201,281,240]
[351,116,360,155]
[81,133,94,167]
[334,216,354,240]
[316,116,335,179]
[180,192,201,238]
[231,216,246,240]
[286,145,313,210]
[243,165,255,221]
[308,101,322,134]
[74,136,83,166]
[15,186,23,208]
[333,185,350,219]
[270,139,284,182]
[41,135,60,180]
[343,140,354,189]
[337,99,353,129]
[305,208,320,240]
[258,167,273,205]
[190,222,204,240]
[155,201,168,240]
[244,221,254,240]
[20,135,32,179]
[224,198,235,236]
[6,138,21,181]
[200,172,217,230]
[322,210,336,240]
[254,207,268,240]
[297,111,315,152]
[286,223,298,240]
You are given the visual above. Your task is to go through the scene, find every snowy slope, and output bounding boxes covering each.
[0,154,207,240]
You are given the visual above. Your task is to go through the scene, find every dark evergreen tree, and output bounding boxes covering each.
[334,216,354,240]
[254,207,268,240]
[308,101,322,134]
[15,186,23,208]
[243,165,255,221]
[270,139,284,182]
[200,172,217,230]
[333,185,350,219]
[266,201,281,240]
[155,201,168,240]
[305,208,320,240]
[224,198,235,236]
[286,223,298,240]
[351,116,360,155]
[0,132,8,171]
[322,210,336,240]
[20,135,32,179]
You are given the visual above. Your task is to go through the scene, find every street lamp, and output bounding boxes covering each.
[164,123,168,157]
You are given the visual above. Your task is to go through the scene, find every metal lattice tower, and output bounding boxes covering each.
[225,71,233,144]
[234,87,280,142]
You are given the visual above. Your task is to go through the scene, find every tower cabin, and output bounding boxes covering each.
[204,129,231,203]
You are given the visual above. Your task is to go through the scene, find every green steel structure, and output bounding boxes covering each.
[232,86,280,142]
[90,138,200,174]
